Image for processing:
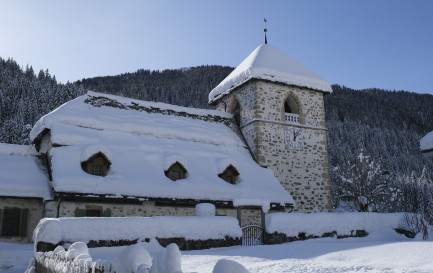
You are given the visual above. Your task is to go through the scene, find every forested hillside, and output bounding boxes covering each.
[77,66,233,109]
[0,57,84,144]
[325,85,433,209]
[326,85,433,174]
[1,58,432,211]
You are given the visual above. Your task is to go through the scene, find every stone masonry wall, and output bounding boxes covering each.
[254,121,331,211]
[0,197,44,243]
[218,80,331,212]
[56,200,261,226]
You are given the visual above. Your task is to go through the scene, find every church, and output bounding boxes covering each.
[0,42,332,243]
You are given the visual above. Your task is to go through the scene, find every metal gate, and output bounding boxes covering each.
[242,225,264,246]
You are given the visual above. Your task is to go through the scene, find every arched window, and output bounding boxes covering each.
[218,165,239,184]
[233,101,241,126]
[284,96,300,123]
[81,152,111,177]
[165,161,187,181]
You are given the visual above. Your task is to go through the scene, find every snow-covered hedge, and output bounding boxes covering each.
[34,216,242,246]
[266,212,405,237]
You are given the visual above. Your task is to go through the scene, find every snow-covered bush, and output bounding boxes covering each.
[110,241,183,273]
[112,244,152,273]
[334,150,388,212]
[212,259,249,273]
[196,203,215,216]
[150,243,182,273]
[65,242,90,261]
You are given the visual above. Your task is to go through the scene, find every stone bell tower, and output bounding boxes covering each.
[208,44,332,212]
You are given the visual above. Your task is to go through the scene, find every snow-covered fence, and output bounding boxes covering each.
[265,212,408,244]
[34,243,98,273]
[33,216,242,252]
[33,241,183,273]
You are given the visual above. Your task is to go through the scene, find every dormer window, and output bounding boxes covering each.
[165,162,187,181]
[92,165,103,176]
[284,96,300,124]
[218,165,239,184]
[81,152,111,177]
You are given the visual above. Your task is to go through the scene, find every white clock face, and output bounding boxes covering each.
[284,128,304,150]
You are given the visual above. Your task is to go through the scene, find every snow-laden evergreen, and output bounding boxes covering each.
[0,57,84,145]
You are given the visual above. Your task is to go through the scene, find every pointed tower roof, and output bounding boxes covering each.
[421,131,433,154]
[209,44,332,104]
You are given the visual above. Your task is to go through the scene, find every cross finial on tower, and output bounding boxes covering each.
[264,18,268,44]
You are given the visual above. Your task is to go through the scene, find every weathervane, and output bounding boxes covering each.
[264,18,268,44]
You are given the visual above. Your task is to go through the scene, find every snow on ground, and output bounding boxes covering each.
[2,230,433,273]
[0,242,33,273]
[181,231,433,273]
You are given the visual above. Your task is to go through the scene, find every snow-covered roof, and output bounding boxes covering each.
[420,131,433,154]
[208,44,332,103]
[30,92,294,206]
[0,143,51,199]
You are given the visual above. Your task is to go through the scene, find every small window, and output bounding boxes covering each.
[84,205,103,217]
[218,165,239,184]
[171,171,180,181]
[86,209,102,217]
[81,152,111,177]
[284,96,299,114]
[1,208,20,236]
[284,96,300,123]
[165,162,187,181]
[1,208,28,237]
[91,165,103,176]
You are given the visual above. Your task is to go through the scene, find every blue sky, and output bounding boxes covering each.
[1,0,432,95]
